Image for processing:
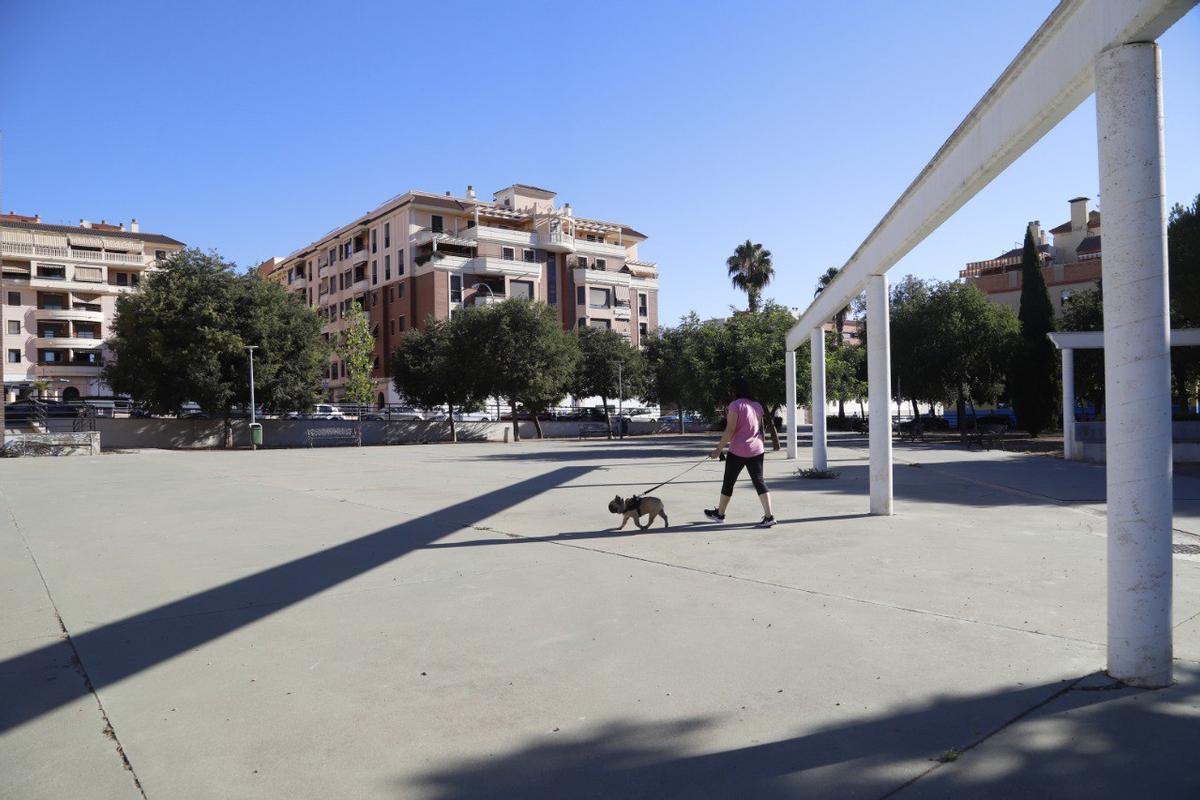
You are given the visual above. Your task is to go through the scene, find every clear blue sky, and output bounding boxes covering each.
[2,2,1197,324]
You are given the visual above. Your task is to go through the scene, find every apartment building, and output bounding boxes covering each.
[1,214,185,402]
[961,197,1102,314]
[263,183,660,404]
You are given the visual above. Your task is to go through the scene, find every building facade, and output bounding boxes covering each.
[1,214,185,401]
[263,184,660,404]
[961,197,1102,313]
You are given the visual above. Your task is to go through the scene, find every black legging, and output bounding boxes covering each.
[722,453,768,497]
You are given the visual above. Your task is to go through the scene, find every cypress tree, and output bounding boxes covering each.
[1009,226,1059,436]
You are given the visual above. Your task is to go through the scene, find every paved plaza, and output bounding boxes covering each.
[3,434,1200,798]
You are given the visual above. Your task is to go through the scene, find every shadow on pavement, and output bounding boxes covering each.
[403,666,1200,799]
[0,466,593,735]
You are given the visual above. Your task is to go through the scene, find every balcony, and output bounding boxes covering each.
[466,256,541,279]
[613,304,632,320]
[34,307,104,323]
[534,229,575,253]
[36,362,104,375]
[352,249,369,266]
[461,225,536,247]
[34,335,104,349]
[573,237,625,259]
[572,267,632,288]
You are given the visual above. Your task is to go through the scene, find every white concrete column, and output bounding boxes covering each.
[810,328,827,471]
[1096,42,1173,688]
[1062,348,1076,461]
[867,275,893,516]
[785,349,798,460]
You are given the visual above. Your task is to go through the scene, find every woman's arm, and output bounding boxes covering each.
[710,407,739,459]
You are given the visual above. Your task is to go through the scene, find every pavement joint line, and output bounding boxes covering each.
[0,486,149,800]
[879,673,1094,799]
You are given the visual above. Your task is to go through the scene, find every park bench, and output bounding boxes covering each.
[966,423,1008,451]
[306,427,359,447]
[579,423,609,439]
[898,418,926,443]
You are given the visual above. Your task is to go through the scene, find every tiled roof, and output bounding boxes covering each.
[1076,235,1102,254]
[0,219,184,246]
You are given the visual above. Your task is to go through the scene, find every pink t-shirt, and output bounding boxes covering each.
[728,398,765,458]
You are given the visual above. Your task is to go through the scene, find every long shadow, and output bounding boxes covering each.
[420,513,874,549]
[403,666,1200,799]
[0,466,592,734]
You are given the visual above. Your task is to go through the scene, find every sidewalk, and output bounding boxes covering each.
[2,437,1198,798]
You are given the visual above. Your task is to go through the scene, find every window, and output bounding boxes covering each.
[37,265,66,280]
[389,319,395,335]
[576,256,588,268]
[384,222,390,248]
[6,291,19,306]
[595,258,606,271]
[7,320,19,334]
[6,350,19,363]
[590,318,611,329]
[501,247,515,261]
[638,293,648,317]
[547,254,557,305]
[510,280,534,300]
[576,286,585,306]
[155,249,167,260]
[384,254,391,281]
[397,316,406,332]
[343,270,352,288]
[577,318,587,329]
[371,229,377,254]
[431,215,444,233]
[372,261,378,284]
[397,282,405,299]
[40,350,61,363]
[115,272,128,286]
[387,286,393,302]
[398,250,405,276]
[341,362,346,378]
[329,247,337,264]
[75,266,102,282]
[589,287,610,308]
[307,262,313,280]
[522,249,535,263]
[450,275,462,303]
[639,322,649,338]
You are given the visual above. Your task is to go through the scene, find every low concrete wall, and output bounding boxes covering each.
[1074,421,1200,463]
[514,419,707,438]
[95,418,513,450]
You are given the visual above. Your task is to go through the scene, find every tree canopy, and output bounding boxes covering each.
[391,309,490,442]
[1009,226,1059,436]
[726,240,774,313]
[571,325,643,438]
[104,249,326,446]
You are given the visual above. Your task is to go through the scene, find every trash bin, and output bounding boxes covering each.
[250,423,263,447]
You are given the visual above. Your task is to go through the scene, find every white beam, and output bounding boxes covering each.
[1097,42,1173,689]
[1048,328,1200,350]
[785,0,1196,352]
[867,276,893,516]
[810,329,827,471]
[785,349,798,459]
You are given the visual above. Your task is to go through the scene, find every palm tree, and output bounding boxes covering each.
[726,240,774,313]
[814,266,850,335]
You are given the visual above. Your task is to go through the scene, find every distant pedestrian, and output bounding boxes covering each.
[705,377,775,527]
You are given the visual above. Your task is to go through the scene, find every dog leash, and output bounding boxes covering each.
[637,454,713,496]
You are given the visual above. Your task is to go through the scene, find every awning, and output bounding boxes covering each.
[102,237,141,252]
[624,263,657,278]
[613,285,631,301]
[69,233,105,248]
[1,263,31,274]
[34,233,69,248]
[2,228,33,244]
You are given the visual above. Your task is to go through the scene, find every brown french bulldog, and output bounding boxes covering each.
[608,494,669,530]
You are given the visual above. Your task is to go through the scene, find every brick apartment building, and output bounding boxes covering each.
[961,196,1102,313]
[262,184,660,405]
[1,214,185,402]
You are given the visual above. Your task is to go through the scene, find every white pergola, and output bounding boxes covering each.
[784,0,1197,688]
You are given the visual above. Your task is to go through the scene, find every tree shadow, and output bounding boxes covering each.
[401,666,1200,799]
[0,465,593,734]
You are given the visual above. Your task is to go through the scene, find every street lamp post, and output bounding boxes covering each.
[246,345,258,450]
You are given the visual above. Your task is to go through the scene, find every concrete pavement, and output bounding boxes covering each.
[2,434,1198,798]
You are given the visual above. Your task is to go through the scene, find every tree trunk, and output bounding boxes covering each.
[510,398,520,442]
[448,402,457,443]
[678,401,685,435]
[533,413,544,439]
[602,394,612,439]
[766,407,780,451]
[224,410,234,449]
[956,390,967,443]
[911,398,919,418]
[838,399,845,421]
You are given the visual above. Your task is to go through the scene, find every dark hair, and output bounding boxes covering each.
[730,376,753,403]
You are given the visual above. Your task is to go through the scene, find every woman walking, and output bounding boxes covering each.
[705,377,776,527]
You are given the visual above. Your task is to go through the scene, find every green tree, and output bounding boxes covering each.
[826,337,867,421]
[726,240,774,313]
[105,249,327,447]
[339,300,375,444]
[571,325,644,439]
[814,266,851,336]
[1058,285,1105,411]
[475,299,580,441]
[642,316,704,433]
[1168,196,1200,412]
[1009,226,1059,436]
[888,276,941,417]
[391,310,489,443]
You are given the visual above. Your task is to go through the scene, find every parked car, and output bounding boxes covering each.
[304,404,346,420]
